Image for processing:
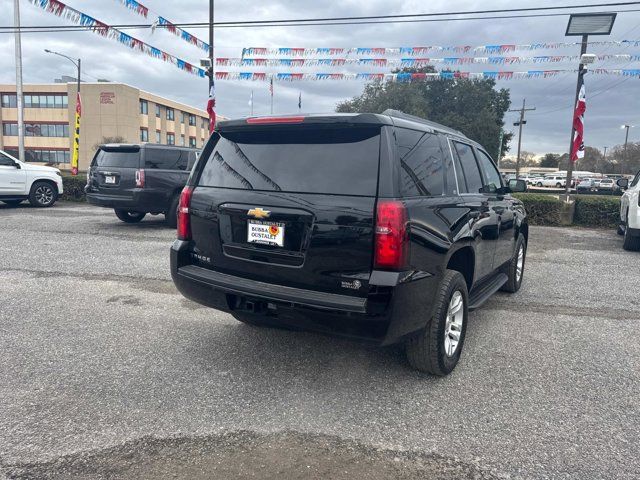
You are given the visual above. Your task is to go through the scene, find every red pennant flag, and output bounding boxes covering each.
[571,84,586,162]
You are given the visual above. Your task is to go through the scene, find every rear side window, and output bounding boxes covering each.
[197,127,381,196]
[475,149,502,193]
[144,148,189,170]
[92,148,140,168]
[452,141,483,194]
[395,128,446,197]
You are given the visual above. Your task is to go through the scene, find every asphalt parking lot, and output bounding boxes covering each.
[1,202,639,479]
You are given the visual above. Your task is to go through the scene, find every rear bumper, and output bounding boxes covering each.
[170,240,438,345]
[85,188,165,212]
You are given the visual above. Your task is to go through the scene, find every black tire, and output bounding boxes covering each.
[501,234,527,293]
[405,270,468,376]
[2,199,23,207]
[114,209,146,223]
[556,182,562,188]
[622,219,640,251]
[28,181,57,207]
[165,194,180,228]
[536,182,543,187]
[617,224,625,236]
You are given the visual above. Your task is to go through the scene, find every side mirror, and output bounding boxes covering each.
[13,162,21,169]
[616,178,629,189]
[509,179,527,192]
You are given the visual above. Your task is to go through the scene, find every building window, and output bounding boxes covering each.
[156,104,161,118]
[3,122,69,137]
[202,119,207,130]
[2,123,18,136]
[180,135,185,146]
[140,99,148,115]
[2,93,67,109]
[167,132,175,145]
[188,114,196,126]
[156,130,161,143]
[1,94,17,108]
[140,128,148,142]
[166,108,175,121]
[5,148,70,164]
[189,136,197,148]
[181,112,185,124]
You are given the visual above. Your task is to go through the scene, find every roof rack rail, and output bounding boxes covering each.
[382,109,465,136]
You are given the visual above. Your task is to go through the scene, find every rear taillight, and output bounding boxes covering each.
[374,200,409,270]
[135,168,145,188]
[177,186,194,240]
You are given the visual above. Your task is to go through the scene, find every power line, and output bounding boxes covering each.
[3,2,640,32]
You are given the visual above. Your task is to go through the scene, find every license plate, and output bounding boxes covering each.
[105,176,116,184]
[247,220,285,247]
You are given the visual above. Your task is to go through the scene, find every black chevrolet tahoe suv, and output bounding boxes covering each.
[86,143,198,226]
[170,111,528,375]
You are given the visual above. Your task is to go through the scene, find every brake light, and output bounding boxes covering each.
[246,116,305,124]
[135,168,145,188]
[177,186,194,240]
[374,200,409,270]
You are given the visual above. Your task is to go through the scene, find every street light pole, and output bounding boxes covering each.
[13,0,25,162]
[44,49,81,174]
[564,34,588,198]
[563,12,617,199]
[602,146,607,174]
[209,0,214,96]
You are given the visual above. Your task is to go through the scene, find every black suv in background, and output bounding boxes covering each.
[170,111,528,375]
[86,144,198,226]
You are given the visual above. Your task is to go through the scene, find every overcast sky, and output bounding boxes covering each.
[1,0,639,154]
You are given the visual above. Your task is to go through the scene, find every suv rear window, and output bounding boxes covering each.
[197,127,381,196]
[144,148,193,170]
[92,148,140,168]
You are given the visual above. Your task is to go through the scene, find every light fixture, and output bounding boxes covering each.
[565,13,617,36]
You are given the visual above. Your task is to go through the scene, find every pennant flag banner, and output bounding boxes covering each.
[27,0,206,78]
[157,17,209,52]
[215,69,640,82]
[111,0,209,52]
[242,41,640,57]
[216,54,640,68]
[115,0,148,18]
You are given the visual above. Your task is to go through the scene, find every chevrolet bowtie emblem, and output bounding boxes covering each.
[247,207,271,219]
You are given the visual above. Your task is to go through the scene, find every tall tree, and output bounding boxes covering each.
[539,153,560,168]
[336,67,513,160]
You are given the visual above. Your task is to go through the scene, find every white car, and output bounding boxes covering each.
[0,149,64,207]
[598,178,616,191]
[536,175,566,188]
[618,172,640,251]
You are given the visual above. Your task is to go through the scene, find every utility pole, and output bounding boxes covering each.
[13,0,25,162]
[508,99,536,178]
[622,125,631,175]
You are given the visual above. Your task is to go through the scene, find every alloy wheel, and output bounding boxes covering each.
[444,291,464,357]
[35,185,54,206]
[516,245,525,283]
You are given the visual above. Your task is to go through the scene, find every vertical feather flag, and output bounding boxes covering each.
[298,91,302,111]
[571,83,586,162]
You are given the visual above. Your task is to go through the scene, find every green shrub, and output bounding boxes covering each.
[61,174,87,202]
[512,193,564,226]
[574,195,620,229]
